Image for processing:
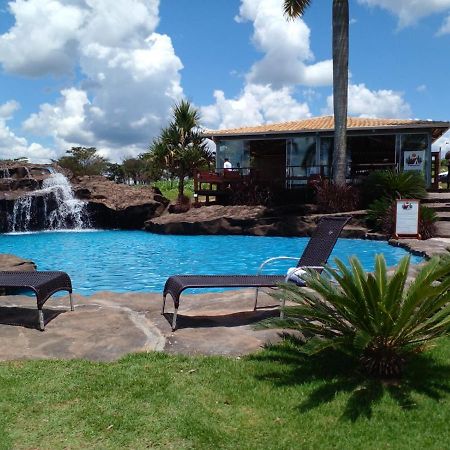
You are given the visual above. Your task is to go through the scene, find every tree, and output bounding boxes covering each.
[148,100,214,198]
[284,0,349,185]
[122,157,146,185]
[56,147,109,177]
[105,162,125,183]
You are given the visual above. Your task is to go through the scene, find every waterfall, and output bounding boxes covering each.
[1,167,11,179]
[8,172,90,232]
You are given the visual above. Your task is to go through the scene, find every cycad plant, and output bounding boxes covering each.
[363,170,436,238]
[271,254,450,378]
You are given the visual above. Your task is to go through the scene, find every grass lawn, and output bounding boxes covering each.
[153,179,194,202]
[1,338,450,449]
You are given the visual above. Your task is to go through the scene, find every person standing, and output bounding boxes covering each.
[223,158,232,172]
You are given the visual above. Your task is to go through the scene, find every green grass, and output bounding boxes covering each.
[153,179,194,202]
[1,338,450,449]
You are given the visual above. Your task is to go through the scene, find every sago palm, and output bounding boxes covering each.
[284,0,349,185]
[271,254,450,378]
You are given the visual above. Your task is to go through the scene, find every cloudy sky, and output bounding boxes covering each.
[0,0,450,163]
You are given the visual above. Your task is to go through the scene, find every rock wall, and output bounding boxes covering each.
[0,163,169,232]
[145,205,371,238]
[72,176,169,229]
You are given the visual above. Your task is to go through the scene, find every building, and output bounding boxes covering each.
[209,115,450,184]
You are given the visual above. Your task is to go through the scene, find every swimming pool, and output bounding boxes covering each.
[0,230,422,295]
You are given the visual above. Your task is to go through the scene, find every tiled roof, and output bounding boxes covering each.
[204,116,450,138]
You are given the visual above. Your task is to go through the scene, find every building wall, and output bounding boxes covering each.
[215,129,434,187]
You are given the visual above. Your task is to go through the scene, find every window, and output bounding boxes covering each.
[286,136,317,186]
[216,140,250,171]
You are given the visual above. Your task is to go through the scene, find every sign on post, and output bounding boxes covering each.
[394,199,420,239]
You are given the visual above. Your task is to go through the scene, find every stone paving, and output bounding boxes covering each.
[0,289,283,361]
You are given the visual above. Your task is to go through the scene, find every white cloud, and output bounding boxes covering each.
[0,101,55,162]
[437,14,450,34]
[201,84,310,130]
[324,83,412,118]
[0,0,86,76]
[0,0,183,162]
[432,131,450,153]
[237,0,332,88]
[0,100,20,119]
[358,0,450,27]
[23,88,94,144]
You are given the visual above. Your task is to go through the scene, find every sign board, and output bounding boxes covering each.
[403,150,425,172]
[395,199,420,239]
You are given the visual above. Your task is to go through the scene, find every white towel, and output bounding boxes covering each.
[285,267,307,286]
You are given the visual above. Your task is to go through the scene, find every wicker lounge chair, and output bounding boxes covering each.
[162,216,350,330]
[0,271,73,331]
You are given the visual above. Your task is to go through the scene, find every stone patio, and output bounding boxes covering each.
[0,289,283,361]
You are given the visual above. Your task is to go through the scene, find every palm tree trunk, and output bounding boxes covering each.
[332,0,349,185]
[178,176,185,199]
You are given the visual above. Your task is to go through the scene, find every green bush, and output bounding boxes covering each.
[362,170,427,207]
[364,170,435,238]
[269,254,450,378]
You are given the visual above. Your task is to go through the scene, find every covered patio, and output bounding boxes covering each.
[196,116,450,204]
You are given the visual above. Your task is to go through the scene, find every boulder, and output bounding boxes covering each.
[0,254,36,271]
[72,176,169,229]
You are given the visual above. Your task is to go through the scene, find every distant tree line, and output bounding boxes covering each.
[55,101,214,199]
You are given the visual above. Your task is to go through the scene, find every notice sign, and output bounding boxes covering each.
[395,199,420,238]
[403,150,425,172]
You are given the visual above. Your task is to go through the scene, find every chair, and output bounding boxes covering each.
[0,271,73,331]
[162,216,350,330]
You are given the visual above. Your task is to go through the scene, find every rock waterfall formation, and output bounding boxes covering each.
[0,163,168,233]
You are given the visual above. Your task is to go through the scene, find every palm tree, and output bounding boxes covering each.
[284,0,349,185]
[149,100,214,198]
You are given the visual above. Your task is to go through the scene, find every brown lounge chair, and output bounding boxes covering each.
[162,216,350,330]
[0,271,73,330]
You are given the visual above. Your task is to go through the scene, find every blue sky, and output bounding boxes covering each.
[0,0,450,163]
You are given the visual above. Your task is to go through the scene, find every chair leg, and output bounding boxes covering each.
[162,294,166,315]
[253,288,259,311]
[69,293,74,311]
[172,307,178,331]
[38,309,45,331]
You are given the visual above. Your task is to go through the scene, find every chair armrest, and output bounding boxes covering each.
[257,256,299,274]
[298,265,324,271]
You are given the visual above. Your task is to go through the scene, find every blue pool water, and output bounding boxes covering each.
[0,231,423,296]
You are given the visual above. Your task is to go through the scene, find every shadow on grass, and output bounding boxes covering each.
[249,335,450,421]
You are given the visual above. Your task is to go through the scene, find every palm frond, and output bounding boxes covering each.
[283,0,311,19]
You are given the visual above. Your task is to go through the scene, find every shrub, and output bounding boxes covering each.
[368,200,437,238]
[314,179,360,213]
[364,170,435,238]
[362,170,427,207]
[269,254,450,378]
[230,178,273,206]
[419,205,438,239]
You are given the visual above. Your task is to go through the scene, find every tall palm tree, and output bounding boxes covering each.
[149,100,214,198]
[284,0,349,185]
